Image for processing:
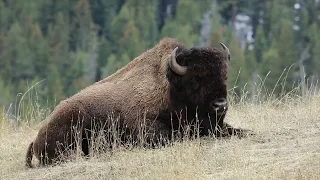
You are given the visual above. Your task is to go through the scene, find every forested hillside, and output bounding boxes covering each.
[0,0,319,110]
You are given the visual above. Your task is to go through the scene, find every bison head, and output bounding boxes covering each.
[166,43,230,135]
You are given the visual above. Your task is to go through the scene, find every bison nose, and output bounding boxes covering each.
[210,98,228,111]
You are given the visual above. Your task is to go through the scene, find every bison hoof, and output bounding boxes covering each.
[221,127,255,138]
[236,128,255,138]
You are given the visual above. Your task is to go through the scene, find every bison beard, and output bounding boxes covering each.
[25,37,248,168]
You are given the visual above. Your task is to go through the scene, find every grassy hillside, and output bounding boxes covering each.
[1,93,320,180]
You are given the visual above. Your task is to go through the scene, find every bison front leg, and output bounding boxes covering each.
[217,122,254,138]
[143,120,172,148]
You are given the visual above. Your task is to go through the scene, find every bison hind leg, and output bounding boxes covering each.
[37,150,56,167]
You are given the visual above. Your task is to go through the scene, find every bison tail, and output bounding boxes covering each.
[25,142,34,168]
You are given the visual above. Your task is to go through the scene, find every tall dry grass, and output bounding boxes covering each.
[1,77,320,180]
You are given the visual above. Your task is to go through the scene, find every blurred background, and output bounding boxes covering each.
[0,0,319,113]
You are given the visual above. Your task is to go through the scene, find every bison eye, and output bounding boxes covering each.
[192,82,199,90]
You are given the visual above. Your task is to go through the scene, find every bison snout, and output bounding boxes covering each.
[210,98,228,112]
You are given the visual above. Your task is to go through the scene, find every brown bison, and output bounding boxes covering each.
[26,37,247,168]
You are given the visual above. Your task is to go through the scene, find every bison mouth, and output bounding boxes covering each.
[209,98,228,114]
[197,108,228,136]
[213,107,228,116]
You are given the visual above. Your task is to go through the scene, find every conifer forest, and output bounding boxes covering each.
[1,1,320,179]
[0,0,319,111]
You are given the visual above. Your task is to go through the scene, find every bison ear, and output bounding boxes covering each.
[168,47,187,75]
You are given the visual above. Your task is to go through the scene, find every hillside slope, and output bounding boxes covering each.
[1,97,320,180]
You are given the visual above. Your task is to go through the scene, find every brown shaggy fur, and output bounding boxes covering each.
[26,37,246,168]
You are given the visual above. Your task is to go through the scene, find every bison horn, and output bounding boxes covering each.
[168,47,187,75]
[219,42,230,57]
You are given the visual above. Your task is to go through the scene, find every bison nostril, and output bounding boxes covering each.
[211,98,227,111]
[217,98,226,103]
[210,101,219,109]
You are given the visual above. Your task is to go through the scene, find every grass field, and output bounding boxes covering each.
[1,92,320,180]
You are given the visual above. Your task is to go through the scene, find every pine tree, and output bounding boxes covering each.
[161,0,213,47]
[253,0,298,95]
[161,20,197,46]
[89,0,119,37]
[46,12,70,102]
[296,0,320,87]
[0,77,12,106]
[0,1,11,34]
[209,0,225,46]
[253,25,267,63]
[1,22,35,95]
[125,0,159,46]
[103,1,151,76]
[226,33,249,99]
[308,23,320,80]
[259,21,297,96]
[89,0,120,81]
[71,0,99,85]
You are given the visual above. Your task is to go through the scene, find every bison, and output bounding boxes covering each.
[25,37,247,168]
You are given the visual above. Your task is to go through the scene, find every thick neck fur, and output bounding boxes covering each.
[75,38,185,121]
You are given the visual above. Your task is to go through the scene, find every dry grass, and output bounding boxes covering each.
[1,94,320,180]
